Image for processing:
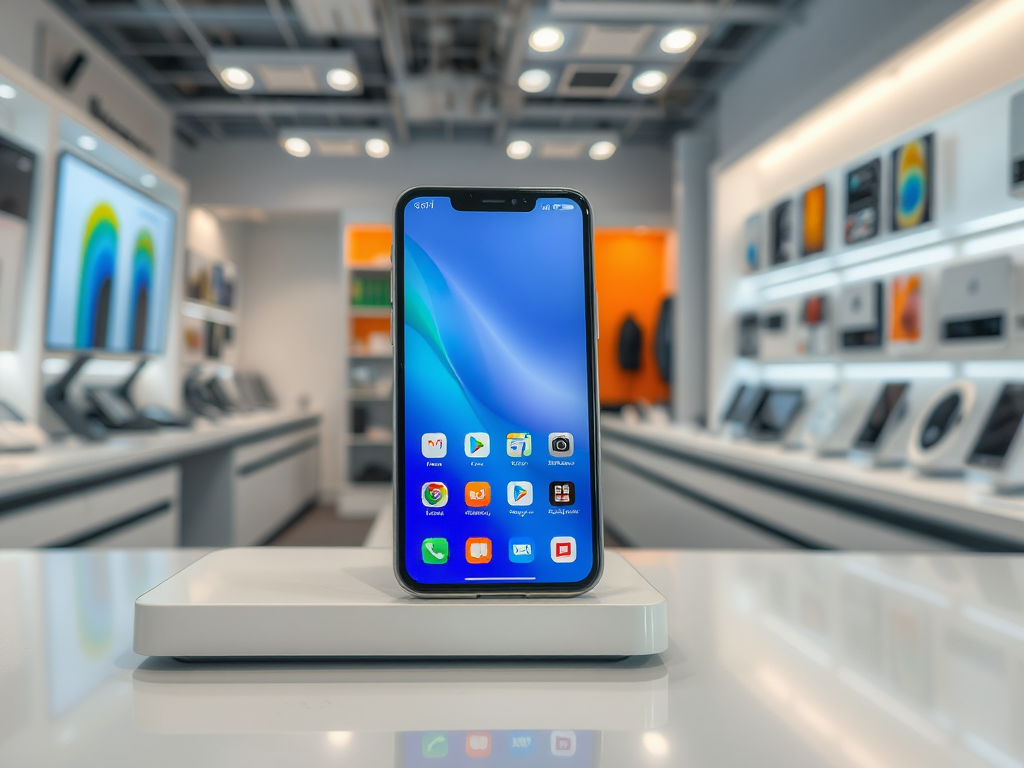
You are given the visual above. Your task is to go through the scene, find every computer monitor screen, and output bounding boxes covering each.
[46,152,176,353]
[969,383,1024,468]
[855,382,908,449]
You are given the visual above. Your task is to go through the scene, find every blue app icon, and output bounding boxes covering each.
[509,537,535,563]
[508,732,535,755]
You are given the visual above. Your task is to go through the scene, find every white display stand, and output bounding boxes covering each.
[134,548,668,659]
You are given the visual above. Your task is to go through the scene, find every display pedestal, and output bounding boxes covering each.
[134,548,667,659]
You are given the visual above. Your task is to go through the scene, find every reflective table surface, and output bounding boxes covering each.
[2,547,1023,766]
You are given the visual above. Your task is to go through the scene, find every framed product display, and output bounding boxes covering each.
[908,379,1001,475]
[854,382,909,451]
[747,388,805,442]
[0,134,35,350]
[938,255,1011,343]
[738,312,759,358]
[1011,90,1024,197]
[801,183,827,257]
[890,273,923,343]
[759,306,795,361]
[838,281,884,349]
[801,382,878,457]
[891,134,933,231]
[845,158,882,244]
[744,213,762,273]
[769,199,795,266]
[723,384,765,433]
[797,294,831,356]
[968,383,1024,470]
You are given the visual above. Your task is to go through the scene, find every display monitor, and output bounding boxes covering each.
[855,382,909,449]
[46,153,176,353]
[748,388,804,441]
[968,383,1024,468]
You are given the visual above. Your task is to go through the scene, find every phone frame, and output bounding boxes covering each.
[391,186,604,597]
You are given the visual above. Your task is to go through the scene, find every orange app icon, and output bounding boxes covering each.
[466,732,492,757]
[465,481,491,507]
[466,537,492,564]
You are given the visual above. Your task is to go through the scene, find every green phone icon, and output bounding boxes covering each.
[422,538,449,564]
[422,732,448,757]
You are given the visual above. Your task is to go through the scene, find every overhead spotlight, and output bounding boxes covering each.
[140,173,158,188]
[518,69,552,93]
[589,140,616,160]
[283,137,311,157]
[220,66,255,91]
[633,70,668,95]
[661,28,697,53]
[529,27,564,53]
[365,138,390,158]
[0,84,16,100]
[76,135,98,151]
[326,67,358,92]
[506,140,532,160]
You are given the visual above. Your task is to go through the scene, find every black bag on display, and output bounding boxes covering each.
[618,315,643,372]
[654,297,672,384]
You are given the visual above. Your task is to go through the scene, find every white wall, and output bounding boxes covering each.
[237,215,342,503]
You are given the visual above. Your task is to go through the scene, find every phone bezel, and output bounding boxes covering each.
[391,186,604,597]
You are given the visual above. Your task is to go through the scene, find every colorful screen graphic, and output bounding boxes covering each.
[400,195,595,587]
[801,184,827,256]
[892,135,933,231]
[890,273,922,342]
[47,153,176,353]
[845,158,881,244]
[743,213,761,273]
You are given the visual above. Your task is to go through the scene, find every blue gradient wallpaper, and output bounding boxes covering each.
[402,195,595,586]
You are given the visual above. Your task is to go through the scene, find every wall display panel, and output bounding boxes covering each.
[743,213,762,273]
[891,134,933,231]
[800,183,827,257]
[769,199,795,266]
[845,158,882,244]
[838,281,884,349]
[46,153,176,354]
[759,305,795,361]
[908,379,1001,475]
[737,312,759,358]
[889,273,923,344]
[797,294,831,356]
[938,255,1011,343]
[1011,90,1024,197]
[0,135,36,350]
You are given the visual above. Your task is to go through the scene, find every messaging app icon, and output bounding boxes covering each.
[466,537,492,564]
[509,537,535,563]
[508,732,536,755]
[421,538,448,564]
[506,432,532,457]
[422,732,448,758]
[465,432,490,457]
[421,433,447,458]
[507,481,533,506]
[422,482,448,508]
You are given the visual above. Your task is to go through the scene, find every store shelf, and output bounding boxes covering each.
[181,300,237,325]
[350,306,390,318]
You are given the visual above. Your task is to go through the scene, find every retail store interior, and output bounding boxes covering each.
[6,0,1024,765]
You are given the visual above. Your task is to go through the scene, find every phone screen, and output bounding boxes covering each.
[396,191,599,592]
[398,730,598,765]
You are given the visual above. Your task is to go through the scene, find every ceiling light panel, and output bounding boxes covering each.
[208,50,363,96]
[556,64,631,98]
[291,0,378,37]
[506,131,619,161]
[278,129,393,158]
[576,25,653,58]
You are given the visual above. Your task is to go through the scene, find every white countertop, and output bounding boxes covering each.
[0,410,320,504]
[2,545,1023,766]
[602,416,1024,546]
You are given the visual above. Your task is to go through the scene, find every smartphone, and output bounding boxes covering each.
[393,187,603,597]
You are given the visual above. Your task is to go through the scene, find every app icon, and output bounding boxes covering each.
[465,481,491,507]
[466,537,492,564]
[422,732,448,758]
[422,482,448,508]
[551,536,576,563]
[466,732,492,758]
[422,433,447,458]
[508,732,536,755]
[551,731,576,757]
[421,538,448,564]
[465,432,490,458]
[506,432,532,457]
[550,481,575,505]
[507,481,534,506]
[548,432,574,457]
[509,537,535,563]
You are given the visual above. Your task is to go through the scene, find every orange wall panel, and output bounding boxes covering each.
[346,225,392,266]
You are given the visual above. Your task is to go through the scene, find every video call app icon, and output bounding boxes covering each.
[465,481,491,507]
[465,432,490,457]
[422,433,447,458]
[506,432,532,457]
[549,481,575,505]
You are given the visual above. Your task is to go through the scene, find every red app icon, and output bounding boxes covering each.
[466,732,492,757]
[465,481,491,507]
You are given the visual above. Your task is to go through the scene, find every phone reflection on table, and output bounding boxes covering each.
[397,730,599,765]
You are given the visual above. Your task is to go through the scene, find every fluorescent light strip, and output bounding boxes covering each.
[761,363,838,382]
[761,271,840,301]
[841,244,955,282]
[962,361,1024,379]
[756,256,838,288]
[955,205,1024,237]
[835,230,944,269]
[842,362,955,380]
[961,224,1024,256]
[962,605,1024,642]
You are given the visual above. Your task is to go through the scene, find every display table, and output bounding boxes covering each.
[1,545,1021,766]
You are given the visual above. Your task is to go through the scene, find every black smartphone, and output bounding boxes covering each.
[393,187,603,597]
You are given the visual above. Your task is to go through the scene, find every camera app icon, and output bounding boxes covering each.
[548,432,574,457]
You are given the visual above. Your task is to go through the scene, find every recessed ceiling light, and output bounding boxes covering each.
[220,66,255,90]
[283,137,311,157]
[661,28,697,54]
[518,69,552,93]
[140,173,158,188]
[326,68,358,92]
[633,70,668,95]
[365,138,390,158]
[0,84,16,100]
[589,140,617,160]
[507,140,532,160]
[76,135,98,151]
[529,27,565,53]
